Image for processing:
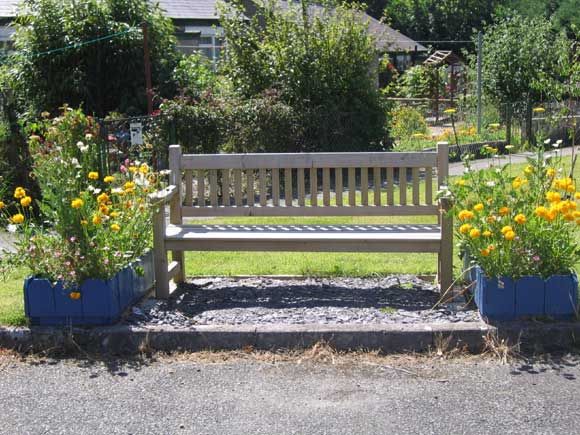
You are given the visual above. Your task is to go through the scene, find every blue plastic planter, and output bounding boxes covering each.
[24,251,155,326]
[473,267,578,321]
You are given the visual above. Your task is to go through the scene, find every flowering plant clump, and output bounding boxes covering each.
[444,142,580,279]
[0,107,162,287]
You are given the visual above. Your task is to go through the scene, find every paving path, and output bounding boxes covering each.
[0,353,579,435]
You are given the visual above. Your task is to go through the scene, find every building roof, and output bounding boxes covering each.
[0,0,18,18]
[155,0,219,20]
[276,1,426,53]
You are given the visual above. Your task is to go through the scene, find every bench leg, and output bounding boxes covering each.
[439,212,454,296]
[172,250,185,283]
[153,207,170,299]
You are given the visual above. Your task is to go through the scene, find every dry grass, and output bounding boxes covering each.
[482,331,521,364]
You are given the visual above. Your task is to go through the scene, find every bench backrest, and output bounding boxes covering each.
[168,143,449,218]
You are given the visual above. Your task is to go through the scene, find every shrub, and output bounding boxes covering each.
[173,53,217,98]
[445,144,580,279]
[391,105,429,140]
[3,0,179,116]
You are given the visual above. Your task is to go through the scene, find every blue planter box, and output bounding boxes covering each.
[473,267,578,321]
[24,251,155,326]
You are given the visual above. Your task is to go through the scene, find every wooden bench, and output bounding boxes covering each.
[152,143,453,298]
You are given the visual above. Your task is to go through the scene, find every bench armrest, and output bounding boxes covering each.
[149,185,178,205]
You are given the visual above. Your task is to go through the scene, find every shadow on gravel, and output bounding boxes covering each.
[168,280,440,317]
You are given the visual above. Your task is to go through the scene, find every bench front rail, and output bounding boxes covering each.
[153,143,453,298]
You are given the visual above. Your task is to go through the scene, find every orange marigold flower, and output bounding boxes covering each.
[504,230,516,241]
[501,225,513,235]
[14,187,26,199]
[459,223,472,234]
[71,198,83,209]
[110,223,121,231]
[11,213,24,224]
[88,171,99,180]
[499,207,510,216]
[92,215,102,225]
[469,228,481,238]
[514,214,526,225]
[473,203,484,212]
[70,292,81,300]
[483,230,492,237]
[97,192,110,204]
[480,248,490,257]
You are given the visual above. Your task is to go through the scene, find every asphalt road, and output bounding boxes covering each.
[1,352,580,435]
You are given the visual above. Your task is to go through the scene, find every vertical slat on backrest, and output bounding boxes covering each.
[168,145,182,224]
[348,168,356,206]
[399,168,407,205]
[284,168,293,207]
[297,168,305,206]
[386,167,394,205]
[412,167,420,205]
[360,168,368,206]
[310,168,318,207]
[222,169,230,206]
[209,169,218,207]
[335,168,343,206]
[197,169,205,207]
[373,167,381,206]
[272,169,280,206]
[425,167,433,205]
[247,169,255,206]
[184,170,193,206]
[259,168,267,206]
[322,168,330,206]
[234,170,242,206]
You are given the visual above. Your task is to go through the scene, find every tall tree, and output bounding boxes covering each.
[2,0,179,116]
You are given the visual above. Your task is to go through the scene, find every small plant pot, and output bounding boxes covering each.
[24,251,155,326]
[473,266,578,321]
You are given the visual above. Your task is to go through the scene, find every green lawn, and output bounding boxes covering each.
[1,152,578,326]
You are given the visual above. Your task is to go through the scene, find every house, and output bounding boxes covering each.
[0,0,427,70]
[155,0,427,70]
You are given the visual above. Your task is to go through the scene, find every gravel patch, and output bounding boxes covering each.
[125,276,479,328]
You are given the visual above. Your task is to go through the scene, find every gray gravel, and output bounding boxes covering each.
[1,353,580,435]
[125,276,479,328]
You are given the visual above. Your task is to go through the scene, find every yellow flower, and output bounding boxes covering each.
[564,213,575,222]
[0,201,5,209]
[128,166,137,173]
[14,187,26,199]
[532,107,545,113]
[97,192,110,204]
[80,220,88,226]
[501,225,513,235]
[11,213,24,224]
[103,175,115,183]
[499,207,510,216]
[88,171,99,180]
[20,196,32,207]
[483,230,492,237]
[575,192,580,200]
[444,108,457,114]
[412,133,425,138]
[458,209,474,221]
[546,168,557,178]
[553,177,575,192]
[535,206,548,217]
[480,248,490,257]
[573,211,580,218]
[546,208,557,221]
[110,212,120,218]
[100,205,110,216]
[139,164,149,174]
[124,181,136,190]
[524,166,534,175]
[512,176,528,189]
[469,228,481,238]
[514,214,526,225]
[71,198,83,209]
[504,230,516,241]
[70,292,81,300]
[546,191,562,203]
[459,223,472,234]
[92,215,102,225]
[473,203,484,212]
[455,179,466,186]
[110,223,121,231]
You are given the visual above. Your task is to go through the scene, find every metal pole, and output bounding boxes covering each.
[142,22,153,115]
[476,31,483,134]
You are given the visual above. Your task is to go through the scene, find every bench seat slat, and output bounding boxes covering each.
[165,224,441,253]
[181,205,439,217]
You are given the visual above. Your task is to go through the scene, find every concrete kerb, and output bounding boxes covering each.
[0,322,508,355]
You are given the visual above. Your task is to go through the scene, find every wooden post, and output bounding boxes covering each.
[168,145,184,283]
[153,204,169,298]
[437,142,453,294]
